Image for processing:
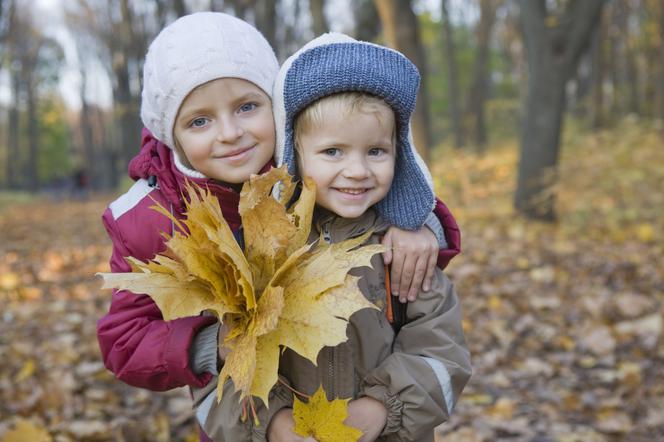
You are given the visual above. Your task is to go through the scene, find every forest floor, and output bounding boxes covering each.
[1,118,662,441]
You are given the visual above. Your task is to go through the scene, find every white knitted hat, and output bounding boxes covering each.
[141,12,279,150]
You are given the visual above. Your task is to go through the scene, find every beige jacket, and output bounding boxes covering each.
[193,209,471,441]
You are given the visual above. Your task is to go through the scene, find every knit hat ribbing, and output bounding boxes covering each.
[273,33,435,230]
[141,12,279,150]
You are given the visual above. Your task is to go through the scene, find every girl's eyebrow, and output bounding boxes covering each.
[233,91,268,104]
[177,91,268,123]
[177,107,208,124]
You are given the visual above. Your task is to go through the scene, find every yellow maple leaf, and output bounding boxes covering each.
[98,166,382,408]
[293,385,363,442]
[0,419,52,442]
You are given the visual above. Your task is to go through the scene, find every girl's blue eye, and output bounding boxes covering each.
[239,102,257,113]
[324,148,341,157]
[191,117,208,128]
[368,147,385,156]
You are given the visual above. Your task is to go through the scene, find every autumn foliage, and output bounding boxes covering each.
[98,167,380,413]
[0,121,662,440]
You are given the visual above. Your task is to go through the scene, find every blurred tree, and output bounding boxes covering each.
[280,0,307,60]
[66,0,165,189]
[352,0,380,41]
[590,5,606,128]
[208,0,224,12]
[607,1,639,116]
[38,96,72,185]
[3,4,64,191]
[256,0,278,49]
[515,0,604,221]
[2,0,17,188]
[173,0,187,17]
[0,0,11,49]
[466,0,498,151]
[309,0,329,36]
[374,0,432,161]
[657,0,664,122]
[441,0,464,149]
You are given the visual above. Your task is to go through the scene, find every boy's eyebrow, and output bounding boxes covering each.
[306,137,395,149]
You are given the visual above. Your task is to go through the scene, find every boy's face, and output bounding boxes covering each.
[173,78,275,183]
[297,106,396,219]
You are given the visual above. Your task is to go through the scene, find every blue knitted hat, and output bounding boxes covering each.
[273,33,435,230]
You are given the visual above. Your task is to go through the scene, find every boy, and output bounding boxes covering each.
[195,33,471,442]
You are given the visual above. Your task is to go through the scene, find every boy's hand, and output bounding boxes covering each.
[344,397,388,442]
[382,226,438,302]
[267,408,316,442]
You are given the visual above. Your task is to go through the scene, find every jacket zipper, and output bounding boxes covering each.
[327,347,335,398]
[322,221,335,398]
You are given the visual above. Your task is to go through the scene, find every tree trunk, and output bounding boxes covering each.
[467,0,497,151]
[173,0,187,17]
[309,0,328,36]
[353,0,380,41]
[441,0,464,149]
[515,0,604,221]
[590,7,606,128]
[79,70,95,188]
[114,0,141,168]
[656,1,664,122]
[256,0,277,49]
[7,66,20,189]
[374,0,432,162]
[607,1,622,116]
[25,77,39,192]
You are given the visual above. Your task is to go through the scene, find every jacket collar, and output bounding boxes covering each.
[313,207,390,243]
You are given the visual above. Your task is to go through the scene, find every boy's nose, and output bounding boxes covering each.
[216,118,244,142]
[342,158,371,180]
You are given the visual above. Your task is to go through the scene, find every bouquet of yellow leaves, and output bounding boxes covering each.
[98,166,381,417]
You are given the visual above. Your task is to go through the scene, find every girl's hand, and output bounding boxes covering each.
[267,408,316,442]
[344,397,388,442]
[382,226,438,302]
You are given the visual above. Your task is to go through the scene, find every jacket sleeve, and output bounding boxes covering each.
[193,376,294,441]
[359,273,471,441]
[97,207,217,391]
[434,198,461,270]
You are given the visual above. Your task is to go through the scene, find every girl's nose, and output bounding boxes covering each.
[216,117,244,142]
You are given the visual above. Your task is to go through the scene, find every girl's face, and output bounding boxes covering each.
[173,78,275,183]
[297,106,396,220]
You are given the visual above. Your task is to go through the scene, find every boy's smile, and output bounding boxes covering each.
[297,106,396,219]
[173,78,275,183]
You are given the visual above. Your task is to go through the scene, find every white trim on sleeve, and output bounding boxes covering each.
[421,356,456,414]
[196,390,216,428]
[109,179,154,220]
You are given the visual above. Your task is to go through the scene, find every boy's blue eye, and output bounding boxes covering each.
[190,117,208,128]
[324,148,341,157]
[239,102,257,113]
[368,147,385,156]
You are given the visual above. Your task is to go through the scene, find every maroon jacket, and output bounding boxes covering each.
[97,128,461,392]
